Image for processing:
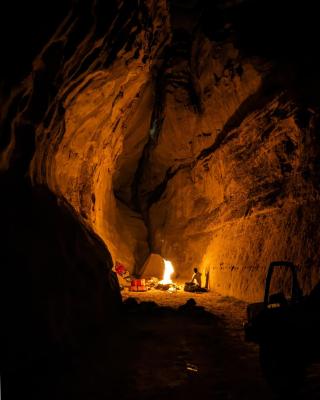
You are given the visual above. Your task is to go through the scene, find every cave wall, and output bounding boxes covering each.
[1,0,320,303]
[136,2,320,300]
[1,179,121,397]
[1,0,170,273]
[147,87,320,300]
[28,0,170,272]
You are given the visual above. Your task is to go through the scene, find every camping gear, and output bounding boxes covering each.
[184,282,207,293]
[130,279,147,292]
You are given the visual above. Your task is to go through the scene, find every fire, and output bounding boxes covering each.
[159,259,174,285]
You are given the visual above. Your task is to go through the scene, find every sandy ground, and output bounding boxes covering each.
[118,288,274,400]
[120,286,320,400]
[38,286,319,400]
[122,286,247,327]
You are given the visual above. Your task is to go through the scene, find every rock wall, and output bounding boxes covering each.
[136,2,320,300]
[146,87,320,300]
[0,0,170,273]
[1,178,121,397]
[1,0,320,302]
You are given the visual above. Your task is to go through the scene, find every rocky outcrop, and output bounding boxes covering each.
[0,0,170,273]
[1,179,121,397]
[147,89,320,300]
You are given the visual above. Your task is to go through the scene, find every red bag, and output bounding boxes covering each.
[115,263,126,276]
[131,279,145,286]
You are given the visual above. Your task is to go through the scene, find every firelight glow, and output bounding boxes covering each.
[159,259,174,284]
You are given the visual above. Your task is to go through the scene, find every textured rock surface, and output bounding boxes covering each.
[1,0,320,302]
[0,0,170,274]
[147,92,320,300]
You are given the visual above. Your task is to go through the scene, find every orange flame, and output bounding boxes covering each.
[159,259,174,284]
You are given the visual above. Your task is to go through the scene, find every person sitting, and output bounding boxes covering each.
[184,268,207,293]
[191,267,202,288]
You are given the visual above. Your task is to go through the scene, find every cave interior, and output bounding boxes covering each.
[1,0,320,399]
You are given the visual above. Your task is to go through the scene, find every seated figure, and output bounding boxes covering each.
[191,268,202,288]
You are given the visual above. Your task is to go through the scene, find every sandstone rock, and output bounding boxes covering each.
[141,253,166,279]
[1,0,319,303]
[147,94,320,300]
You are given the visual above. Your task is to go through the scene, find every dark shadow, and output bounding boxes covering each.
[258,279,320,398]
[1,176,121,400]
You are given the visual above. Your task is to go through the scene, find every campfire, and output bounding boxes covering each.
[126,257,181,293]
[159,259,174,285]
[156,259,180,292]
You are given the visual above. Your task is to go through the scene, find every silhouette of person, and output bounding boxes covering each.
[191,268,202,288]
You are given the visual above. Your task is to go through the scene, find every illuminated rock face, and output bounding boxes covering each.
[1,0,170,274]
[1,0,320,301]
[147,92,320,300]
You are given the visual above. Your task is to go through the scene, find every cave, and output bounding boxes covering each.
[1,0,320,399]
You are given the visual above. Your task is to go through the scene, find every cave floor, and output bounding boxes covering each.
[49,289,319,400]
